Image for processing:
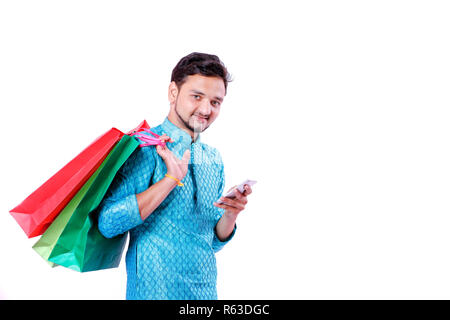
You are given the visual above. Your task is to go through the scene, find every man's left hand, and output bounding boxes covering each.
[213,184,252,216]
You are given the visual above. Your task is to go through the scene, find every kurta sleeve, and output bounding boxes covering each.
[212,155,237,253]
[98,147,155,238]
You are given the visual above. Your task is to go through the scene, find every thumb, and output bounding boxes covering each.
[156,145,167,160]
[181,149,191,165]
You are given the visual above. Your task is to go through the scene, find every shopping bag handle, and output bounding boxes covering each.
[129,128,166,148]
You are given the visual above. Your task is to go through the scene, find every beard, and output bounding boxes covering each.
[174,100,209,133]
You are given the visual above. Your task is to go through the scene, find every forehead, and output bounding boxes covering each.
[180,74,226,97]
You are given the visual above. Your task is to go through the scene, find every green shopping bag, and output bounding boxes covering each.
[44,134,140,272]
[32,150,111,267]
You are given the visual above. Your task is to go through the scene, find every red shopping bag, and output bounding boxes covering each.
[10,120,150,238]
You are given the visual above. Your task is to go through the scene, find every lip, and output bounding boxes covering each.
[194,115,208,122]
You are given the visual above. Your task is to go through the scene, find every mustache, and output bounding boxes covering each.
[193,114,209,119]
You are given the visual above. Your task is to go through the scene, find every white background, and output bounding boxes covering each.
[1,0,449,299]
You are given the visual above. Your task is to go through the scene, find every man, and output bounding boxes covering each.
[97,52,253,300]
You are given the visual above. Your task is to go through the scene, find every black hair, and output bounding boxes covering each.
[171,52,232,93]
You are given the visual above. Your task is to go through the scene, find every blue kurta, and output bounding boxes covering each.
[97,117,236,300]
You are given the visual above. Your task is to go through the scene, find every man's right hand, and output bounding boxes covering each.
[136,134,190,220]
[155,134,190,181]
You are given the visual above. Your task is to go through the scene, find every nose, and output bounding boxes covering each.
[197,99,212,117]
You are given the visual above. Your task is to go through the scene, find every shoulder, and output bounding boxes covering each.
[124,124,164,167]
[120,141,157,175]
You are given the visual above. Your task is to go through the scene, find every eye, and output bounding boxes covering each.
[193,95,201,100]
[212,101,221,106]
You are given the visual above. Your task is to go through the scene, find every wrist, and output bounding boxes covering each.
[223,210,238,220]
[164,173,184,187]
[166,171,183,181]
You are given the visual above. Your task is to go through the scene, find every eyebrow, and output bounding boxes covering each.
[190,90,223,102]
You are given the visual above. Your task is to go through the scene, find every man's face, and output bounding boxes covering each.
[169,74,225,135]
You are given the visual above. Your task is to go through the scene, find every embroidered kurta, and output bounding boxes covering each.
[97,117,236,300]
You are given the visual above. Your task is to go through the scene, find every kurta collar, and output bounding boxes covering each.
[161,117,201,146]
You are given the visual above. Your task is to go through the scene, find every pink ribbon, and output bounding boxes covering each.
[128,128,167,148]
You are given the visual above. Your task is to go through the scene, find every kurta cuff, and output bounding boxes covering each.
[212,223,237,253]
[98,194,143,239]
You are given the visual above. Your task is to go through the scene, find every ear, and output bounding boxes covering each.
[168,81,179,105]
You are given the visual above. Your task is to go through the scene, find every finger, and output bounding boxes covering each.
[233,188,242,199]
[231,188,247,203]
[181,149,191,165]
[160,135,172,142]
[243,185,253,196]
[217,196,245,210]
[156,144,164,153]
[155,145,167,160]
[158,136,171,145]
[156,146,167,161]
[156,144,173,160]
[213,202,240,215]
[226,185,237,193]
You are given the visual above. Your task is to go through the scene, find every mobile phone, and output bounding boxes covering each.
[216,179,257,204]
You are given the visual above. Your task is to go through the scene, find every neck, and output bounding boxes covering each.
[167,113,199,143]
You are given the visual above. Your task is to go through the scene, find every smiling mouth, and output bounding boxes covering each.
[194,115,208,122]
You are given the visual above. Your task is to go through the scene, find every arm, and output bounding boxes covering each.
[136,175,178,220]
[136,138,191,220]
[214,184,252,241]
[98,134,190,238]
[215,211,238,241]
